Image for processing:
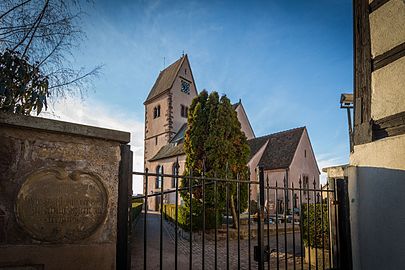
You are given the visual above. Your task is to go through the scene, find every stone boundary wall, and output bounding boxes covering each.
[0,112,131,270]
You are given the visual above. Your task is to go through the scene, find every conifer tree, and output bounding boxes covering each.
[181,90,250,229]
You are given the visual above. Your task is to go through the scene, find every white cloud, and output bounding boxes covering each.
[42,96,145,194]
[316,153,348,184]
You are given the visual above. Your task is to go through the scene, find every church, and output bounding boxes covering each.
[144,55,320,211]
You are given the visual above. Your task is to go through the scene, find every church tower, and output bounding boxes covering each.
[143,55,197,171]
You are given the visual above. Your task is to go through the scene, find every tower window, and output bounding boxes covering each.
[155,136,158,145]
[304,150,307,158]
[154,105,161,119]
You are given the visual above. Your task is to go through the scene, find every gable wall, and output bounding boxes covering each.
[247,140,269,200]
[235,105,255,140]
[171,59,198,133]
[287,129,320,207]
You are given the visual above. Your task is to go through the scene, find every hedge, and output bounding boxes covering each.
[301,203,330,249]
[163,204,221,231]
[131,202,143,222]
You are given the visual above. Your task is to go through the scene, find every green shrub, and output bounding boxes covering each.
[131,202,143,222]
[163,203,221,231]
[301,203,329,249]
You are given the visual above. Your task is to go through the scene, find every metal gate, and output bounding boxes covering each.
[131,165,350,269]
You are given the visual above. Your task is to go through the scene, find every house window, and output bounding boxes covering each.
[154,105,161,119]
[155,165,163,189]
[181,80,190,94]
[172,162,178,188]
[181,105,189,118]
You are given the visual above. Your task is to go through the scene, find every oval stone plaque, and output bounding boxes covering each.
[15,168,107,242]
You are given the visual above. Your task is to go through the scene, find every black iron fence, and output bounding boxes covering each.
[132,166,343,270]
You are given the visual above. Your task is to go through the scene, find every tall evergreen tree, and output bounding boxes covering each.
[181,90,250,229]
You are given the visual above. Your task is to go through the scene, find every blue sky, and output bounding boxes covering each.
[50,0,353,193]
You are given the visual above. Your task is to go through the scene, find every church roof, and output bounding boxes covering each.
[170,123,187,144]
[150,125,305,167]
[144,55,186,104]
[248,127,305,170]
[149,143,185,161]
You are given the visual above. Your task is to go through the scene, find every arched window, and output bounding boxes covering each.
[155,165,163,189]
[172,162,178,188]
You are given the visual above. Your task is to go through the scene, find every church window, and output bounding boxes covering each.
[156,165,163,189]
[181,80,190,94]
[172,162,178,188]
[304,150,307,158]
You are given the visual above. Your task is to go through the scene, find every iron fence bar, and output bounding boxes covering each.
[292,182,296,270]
[133,182,213,199]
[320,191,325,270]
[326,182,332,268]
[237,177,241,270]
[333,179,340,269]
[226,181,230,270]
[144,168,149,270]
[258,167,265,270]
[175,161,179,270]
[134,171,256,184]
[313,179,318,270]
[299,178,304,270]
[189,171,193,270]
[248,181,251,270]
[284,177,288,270]
[266,176,270,269]
[160,171,164,270]
[265,186,334,192]
[202,174,205,270]
[275,180,279,270]
[214,179,218,269]
[307,182,311,270]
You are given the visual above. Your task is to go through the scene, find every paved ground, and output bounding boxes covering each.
[132,212,315,269]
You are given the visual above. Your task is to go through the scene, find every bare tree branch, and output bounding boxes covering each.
[0,0,33,20]
[48,65,102,90]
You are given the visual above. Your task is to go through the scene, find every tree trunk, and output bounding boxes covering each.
[230,194,238,229]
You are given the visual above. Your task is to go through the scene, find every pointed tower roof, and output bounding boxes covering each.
[144,55,187,104]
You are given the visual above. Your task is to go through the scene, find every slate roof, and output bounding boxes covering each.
[149,143,185,161]
[248,127,305,170]
[171,123,187,144]
[144,56,185,104]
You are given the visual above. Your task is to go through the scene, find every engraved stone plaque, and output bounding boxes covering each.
[15,168,107,242]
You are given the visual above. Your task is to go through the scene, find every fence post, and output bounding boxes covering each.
[257,166,265,270]
[336,178,353,270]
